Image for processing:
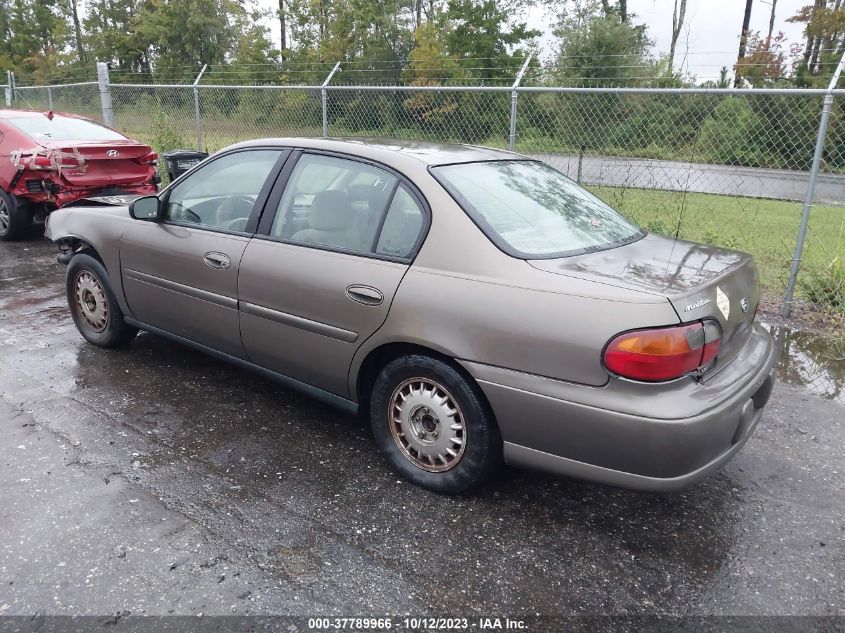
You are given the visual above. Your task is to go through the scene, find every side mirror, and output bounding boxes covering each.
[129,195,161,220]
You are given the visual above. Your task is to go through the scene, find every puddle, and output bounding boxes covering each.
[765,324,845,403]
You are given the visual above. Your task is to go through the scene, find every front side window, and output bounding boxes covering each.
[432,160,644,258]
[270,154,399,254]
[164,150,282,232]
[8,115,127,142]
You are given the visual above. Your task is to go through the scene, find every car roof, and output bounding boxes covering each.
[226,137,523,167]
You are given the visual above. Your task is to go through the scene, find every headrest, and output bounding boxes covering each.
[310,190,353,231]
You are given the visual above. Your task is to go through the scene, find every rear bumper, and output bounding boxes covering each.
[463,323,777,492]
[12,178,157,209]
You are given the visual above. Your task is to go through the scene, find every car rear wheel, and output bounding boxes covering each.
[66,254,138,347]
[0,190,30,242]
[370,354,502,493]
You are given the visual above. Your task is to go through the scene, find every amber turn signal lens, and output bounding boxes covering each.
[604,322,720,382]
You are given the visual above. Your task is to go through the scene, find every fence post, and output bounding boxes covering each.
[193,64,208,152]
[509,54,532,151]
[4,71,11,107]
[96,62,113,126]
[782,52,845,318]
[8,71,15,107]
[321,62,341,138]
[47,86,53,110]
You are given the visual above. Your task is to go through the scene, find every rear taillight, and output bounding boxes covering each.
[603,321,722,382]
[134,151,158,165]
[31,155,53,169]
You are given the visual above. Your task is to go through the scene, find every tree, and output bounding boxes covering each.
[789,0,845,80]
[766,0,779,46]
[597,0,626,21]
[735,30,789,86]
[445,0,539,80]
[56,0,86,64]
[553,0,652,86]
[668,0,687,73]
[0,0,71,81]
[83,0,154,76]
[279,0,287,61]
[735,0,754,87]
[131,0,245,81]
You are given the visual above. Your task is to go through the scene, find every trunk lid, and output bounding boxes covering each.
[529,233,761,369]
[35,139,153,186]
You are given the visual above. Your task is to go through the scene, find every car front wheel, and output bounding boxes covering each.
[66,254,138,347]
[370,354,502,494]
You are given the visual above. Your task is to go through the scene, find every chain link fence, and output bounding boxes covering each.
[3,65,845,324]
[12,82,101,121]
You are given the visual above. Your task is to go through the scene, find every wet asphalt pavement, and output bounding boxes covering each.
[0,238,843,619]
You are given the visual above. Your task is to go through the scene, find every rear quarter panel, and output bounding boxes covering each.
[349,179,681,391]
[0,124,33,191]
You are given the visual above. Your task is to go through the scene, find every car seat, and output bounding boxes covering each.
[291,190,359,250]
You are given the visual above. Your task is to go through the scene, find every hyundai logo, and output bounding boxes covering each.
[106,149,120,158]
[740,297,750,313]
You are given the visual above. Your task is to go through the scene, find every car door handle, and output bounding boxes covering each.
[346,285,384,306]
[203,252,231,270]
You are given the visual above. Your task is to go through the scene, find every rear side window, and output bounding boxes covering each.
[7,115,126,142]
[432,160,644,259]
[271,153,425,258]
[376,185,425,258]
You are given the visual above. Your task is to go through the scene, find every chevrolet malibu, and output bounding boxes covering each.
[45,138,777,494]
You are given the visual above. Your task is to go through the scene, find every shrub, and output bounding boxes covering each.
[149,104,186,185]
[801,257,845,312]
[699,98,773,167]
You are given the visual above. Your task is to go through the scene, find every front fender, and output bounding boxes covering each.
[46,207,135,318]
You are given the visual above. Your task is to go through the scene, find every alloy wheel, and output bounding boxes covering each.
[388,377,467,472]
[0,199,9,237]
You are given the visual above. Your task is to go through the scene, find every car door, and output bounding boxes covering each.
[238,150,429,397]
[120,148,288,359]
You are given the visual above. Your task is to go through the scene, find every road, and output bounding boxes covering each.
[0,239,843,624]
[534,154,845,204]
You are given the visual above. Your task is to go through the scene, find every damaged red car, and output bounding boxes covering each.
[0,109,159,240]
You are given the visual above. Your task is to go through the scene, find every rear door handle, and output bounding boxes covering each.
[203,252,231,270]
[346,285,384,306]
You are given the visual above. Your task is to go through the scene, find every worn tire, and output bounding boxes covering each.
[370,354,502,494]
[0,189,31,242]
[66,254,138,347]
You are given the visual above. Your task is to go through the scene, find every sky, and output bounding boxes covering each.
[257,0,811,82]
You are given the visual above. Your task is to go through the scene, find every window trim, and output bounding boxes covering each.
[156,147,291,237]
[254,148,431,264]
[429,159,646,261]
[369,180,401,253]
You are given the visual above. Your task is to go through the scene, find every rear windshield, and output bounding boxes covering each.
[7,115,126,142]
[432,160,644,258]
